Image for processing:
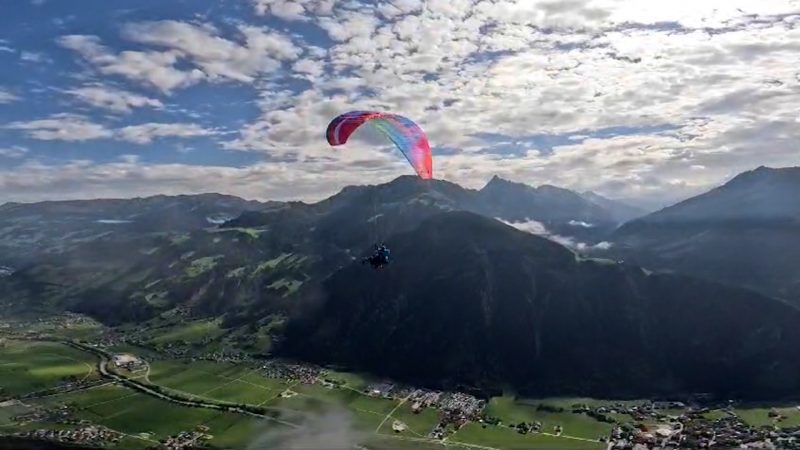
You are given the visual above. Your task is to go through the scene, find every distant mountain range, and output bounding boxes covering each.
[613,166,800,302]
[2,168,799,398]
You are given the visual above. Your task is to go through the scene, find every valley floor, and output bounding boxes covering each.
[2,316,800,450]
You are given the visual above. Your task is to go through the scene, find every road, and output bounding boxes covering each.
[374,392,412,433]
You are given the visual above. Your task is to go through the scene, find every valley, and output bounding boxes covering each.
[2,170,800,449]
[3,315,800,450]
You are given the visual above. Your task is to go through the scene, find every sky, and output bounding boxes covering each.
[1,0,799,208]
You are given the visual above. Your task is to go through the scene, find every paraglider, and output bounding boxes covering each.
[362,243,390,269]
[327,111,430,271]
[326,111,432,179]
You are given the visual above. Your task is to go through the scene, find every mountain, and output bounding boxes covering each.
[0,193,267,266]
[282,211,800,399]
[232,175,619,247]
[3,176,800,398]
[613,166,800,302]
[478,176,612,222]
[580,191,647,223]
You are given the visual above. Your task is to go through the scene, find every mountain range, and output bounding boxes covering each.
[1,167,799,398]
[612,166,800,302]
[283,211,800,399]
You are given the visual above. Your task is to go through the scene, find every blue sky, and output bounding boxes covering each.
[1,0,799,207]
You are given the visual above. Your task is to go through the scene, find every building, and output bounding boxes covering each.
[111,353,146,371]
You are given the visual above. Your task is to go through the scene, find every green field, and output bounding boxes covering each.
[9,336,800,450]
[0,340,97,397]
[378,403,440,437]
[452,422,604,450]
[148,320,224,345]
[735,407,800,428]
[486,396,614,440]
[0,343,623,449]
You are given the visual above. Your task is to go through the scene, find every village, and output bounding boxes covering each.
[3,315,800,450]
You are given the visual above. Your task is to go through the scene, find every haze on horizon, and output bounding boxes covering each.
[1,0,799,209]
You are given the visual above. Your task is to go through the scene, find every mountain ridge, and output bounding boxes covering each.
[613,165,800,302]
[282,210,800,399]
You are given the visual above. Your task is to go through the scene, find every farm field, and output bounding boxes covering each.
[3,337,800,449]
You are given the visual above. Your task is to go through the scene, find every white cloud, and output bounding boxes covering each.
[20,51,49,63]
[498,218,550,235]
[568,220,594,228]
[122,21,300,83]
[65,84,164,113]
[4,114,114,141]
[58,34,205,93]
[233,0,798,206]
[0,88,19,104]
[58,21,303,93]
[0,146,28,158]
[251,0,336,21]
[0,159,350,203]
[498,217,613,252]
[6,1,800,205]
[117,123,217,144]
[3,114,215,145]
[292,58,325,79]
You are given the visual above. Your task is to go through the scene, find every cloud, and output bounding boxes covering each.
[0,158,355,203]
[6,1,800,205]
[117,123,217,144]
[58,34,205,94]
[499,218,550,235]
[568,220,594,228]
[246,406,365,450]
[20,51,49,63]
[4,114,215,144]
[0,146,28,158]
[4,113,114,141]
[498,218,612,252]
[59,21,304,93]
[251,0,336,21]
[0,88,19,104]
[122,21,301,81]
[65,84,164,113]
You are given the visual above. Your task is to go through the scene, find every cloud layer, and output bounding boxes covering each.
[1,1,799,205]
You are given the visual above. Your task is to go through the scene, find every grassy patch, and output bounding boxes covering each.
[203,379,277,405]
[0,340,96,397]
[186,255,223,278]
[452,422,604,450]
[379,403,440,437]
[149,320,223,345]
[226,267,247,279]
[211,227,266,239]
[267,278,304,296]
[734,407,800,428]
[486,396,614,440]
[144,291,169,307]
[170,234,190,245]
[252,253,293,275]
[204,414,283,448]
[323,370,372,391]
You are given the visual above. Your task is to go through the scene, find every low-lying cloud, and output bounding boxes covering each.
[498,218,613,252]
[568,220,595,228]
[246,406,365,450]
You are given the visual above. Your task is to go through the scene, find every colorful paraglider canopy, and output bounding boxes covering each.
[326,111,432,179]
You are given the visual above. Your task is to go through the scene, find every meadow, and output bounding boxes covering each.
[4,337,800,450]
[0,340,97,397]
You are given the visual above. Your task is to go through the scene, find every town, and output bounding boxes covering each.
[3,314,800,450]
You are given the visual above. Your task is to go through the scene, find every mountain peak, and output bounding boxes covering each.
[483,174,518,190]
[725,165,800,187]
